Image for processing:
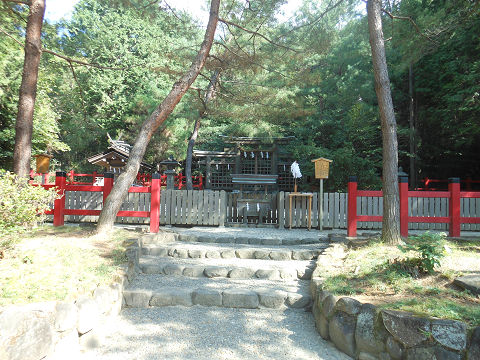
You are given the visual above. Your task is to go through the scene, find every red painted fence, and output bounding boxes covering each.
[347,176,480,238]
[46,171,160,233]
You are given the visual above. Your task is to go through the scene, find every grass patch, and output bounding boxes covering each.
[321,236,480,327]
[0,225,133,306]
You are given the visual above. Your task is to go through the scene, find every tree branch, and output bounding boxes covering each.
[42,49,128,70]
[0,25,24,47]
[219,18,299,53]
[1,0,30,6]
[66,60,88,123]
[381,7,438,44]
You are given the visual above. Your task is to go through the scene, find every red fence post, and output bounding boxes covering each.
[399,176,409,238]
[150,173,161,233]
[449,177,461,237]
[103,172,114,203]
[347,176,358,237]
[53,171,66,226]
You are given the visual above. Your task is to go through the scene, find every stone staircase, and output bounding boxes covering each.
[123,229,329,311]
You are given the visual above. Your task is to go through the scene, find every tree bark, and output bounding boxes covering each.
[13,0,45,178]
[409,62,416,190]
[367,0,401,244]
[96,0,221,234]
[185,69,220,190]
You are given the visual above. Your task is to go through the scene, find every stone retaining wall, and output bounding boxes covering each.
[310,242,480,360]
[0,239,141,360]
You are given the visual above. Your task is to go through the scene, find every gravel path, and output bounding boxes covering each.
[81,307,352,360]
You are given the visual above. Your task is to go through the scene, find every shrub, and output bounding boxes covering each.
[398,232,446,274]
[0,171,59,244]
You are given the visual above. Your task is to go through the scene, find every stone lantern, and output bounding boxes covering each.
[160,156,180,190]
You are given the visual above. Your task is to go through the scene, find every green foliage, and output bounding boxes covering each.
[0,172,59,244]
[398,232,446,274]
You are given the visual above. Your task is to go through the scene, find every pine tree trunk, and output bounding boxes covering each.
[185,69,220,190]
[367,0,401,244]
[96,0,221,234]
[13,0,45,178]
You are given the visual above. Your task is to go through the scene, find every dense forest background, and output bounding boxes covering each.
[0,0,478,191]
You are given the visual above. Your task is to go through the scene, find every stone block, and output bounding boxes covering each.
[216,237,233,244]
[192,289,222,307]
[317,313,329,340]
[468,327,480,360]
[50,329,80,360]
[255,269,280,280]
[269,251,291,261]
[258,290,287,309]
[358,352,379,360]
[286,293,311,308]
[183,265,205,277]
[228,268,255,279]
[75,296,100,335]
[329,311,357,358]
[310,279,323,298]
[279,269,297,280]
[262,238,282,246]
[163,264,185,276]
[223,289,259,309]
[204,266,229,278]
[170,248,189,258]
[235,249,254,258]
[404,346,436,360]
[322,294,338,319]
[94,287,114,314]
[252,250,268,259]
[235,238,251,245]
[382,310,431,347]
[150,289,192,307]
[453,275,480,295]
[297,267,313,280]
[123,290,152,308]
[431,319,467,351]
[188,249,206,258]
[355,303,386,355]
[435,346,462,360]
[292,250,316,260]
[335,297,362,315]
[220,250,236,259]
[148,247,168,257]
[386,336,403,360]
[54,302,78,332]
[205,250,221,259]
[0,307,54,360]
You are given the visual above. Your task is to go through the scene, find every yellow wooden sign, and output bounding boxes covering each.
[34,154,52,174]
[311,157,333,179]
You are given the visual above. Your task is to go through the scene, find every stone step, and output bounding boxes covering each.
[123,274,312,310]
[139,255,315,280]
[142,232,328,246]
[141,242,328,261]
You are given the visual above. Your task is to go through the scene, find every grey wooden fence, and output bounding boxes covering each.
[59,190,480,230]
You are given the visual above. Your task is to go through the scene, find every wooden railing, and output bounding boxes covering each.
[347,176,480,237]
[45,171,160,233]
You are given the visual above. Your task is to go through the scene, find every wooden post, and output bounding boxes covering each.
[449,177,460,237]
[399,176,409,237]
[219,190,227,227]
[150,173,160,233]
[278,191,285,229]
[205,155,212,189]
[53,171,66,226]
[347,176,357,237]
[319,179,324,231]
[103,172,114,203]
